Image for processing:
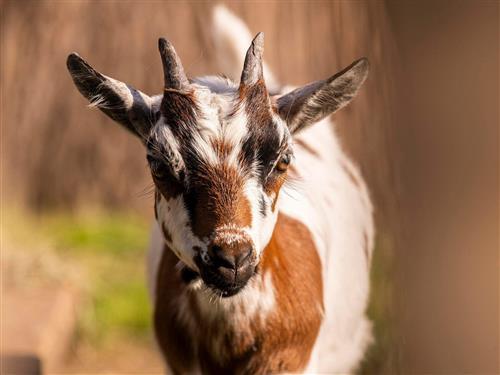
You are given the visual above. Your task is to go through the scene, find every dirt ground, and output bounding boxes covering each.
[60,336,164,374]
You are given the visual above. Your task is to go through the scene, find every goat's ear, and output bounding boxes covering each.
[66,53,154,140]
[276,58,369,135]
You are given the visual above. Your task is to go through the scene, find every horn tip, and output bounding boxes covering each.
[252,32,265,52]
[158,37,168,52]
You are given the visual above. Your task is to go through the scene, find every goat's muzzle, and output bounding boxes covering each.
[195,236,256,297]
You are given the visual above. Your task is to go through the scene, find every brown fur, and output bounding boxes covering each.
[210,138,233,159]
[154,175,183,200]
[154,245,197,374]
[264,172,288,211]
[189,163,252,239]
[154,213,323,374]
[161,89,198,136]
[241,80,274,129]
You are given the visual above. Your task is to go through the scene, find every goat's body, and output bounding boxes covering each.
[148,106,374,373]
[282,118,374,373]
[145,6,374,373]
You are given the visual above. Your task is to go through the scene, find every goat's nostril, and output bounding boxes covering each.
[209,244,253,271]
[235,247,253,267]
[211,244,223,257]
[211,245,237,270]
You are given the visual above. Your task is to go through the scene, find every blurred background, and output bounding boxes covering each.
[1,0,497,374]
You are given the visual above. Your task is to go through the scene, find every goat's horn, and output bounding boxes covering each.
[240,32,265,86]
[158,38,189,90]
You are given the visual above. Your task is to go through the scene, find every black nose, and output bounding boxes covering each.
[210,244,253,271]
[196,239,256,296]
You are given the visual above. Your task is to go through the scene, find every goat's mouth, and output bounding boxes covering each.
[192,256,255,297]
[201,270,250,297]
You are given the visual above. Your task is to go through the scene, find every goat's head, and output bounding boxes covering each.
[67,34,368,297]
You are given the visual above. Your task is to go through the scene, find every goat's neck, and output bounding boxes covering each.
[154,212,324,373]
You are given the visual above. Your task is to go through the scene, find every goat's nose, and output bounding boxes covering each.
[209,243,253,271]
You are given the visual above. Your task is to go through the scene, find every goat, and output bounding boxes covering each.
[66,6,374,374]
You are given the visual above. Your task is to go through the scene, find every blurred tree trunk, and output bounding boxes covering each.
[387,1,499,373]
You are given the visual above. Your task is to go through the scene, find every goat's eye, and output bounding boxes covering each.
[275,153,291,172]
[147,156,168,179]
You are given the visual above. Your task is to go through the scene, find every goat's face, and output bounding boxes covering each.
[67,33,369,297]
[149,79,292,296]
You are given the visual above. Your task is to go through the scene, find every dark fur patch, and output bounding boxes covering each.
[161,90,199,141]
[152,173,183,200]
[259,194,267,216]
[180,266,200,284]
[240,81,293,185]
[241,80,273,129]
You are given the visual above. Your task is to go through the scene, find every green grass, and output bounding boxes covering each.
[5,209,153,344]
[46,212,153,342]
[6,208,396,369]
[359,232,398,374]
[44,212,149,256]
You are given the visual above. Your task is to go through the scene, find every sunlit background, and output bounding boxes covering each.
[1,1,498,374]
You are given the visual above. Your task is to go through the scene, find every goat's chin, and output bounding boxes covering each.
[181,264,252,297]
[208,283,245,298]
[199,269,254,298]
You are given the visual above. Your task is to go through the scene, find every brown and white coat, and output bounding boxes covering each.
[67,5,374,374]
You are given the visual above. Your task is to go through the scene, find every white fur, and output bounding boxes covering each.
[155,194,207,272]
[222,108,249,168]
[188,84,250,170]
[191,270,276,362]
[281,120,374,374]
[244,177,278,258]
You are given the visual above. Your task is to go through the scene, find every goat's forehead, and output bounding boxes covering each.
[151,84,290,171]
[192,85,290,147]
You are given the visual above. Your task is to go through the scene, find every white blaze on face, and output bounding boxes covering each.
[155,194,207,271]
[222,108,250,168]
[244,177,279,257]
[190,86,252,170]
